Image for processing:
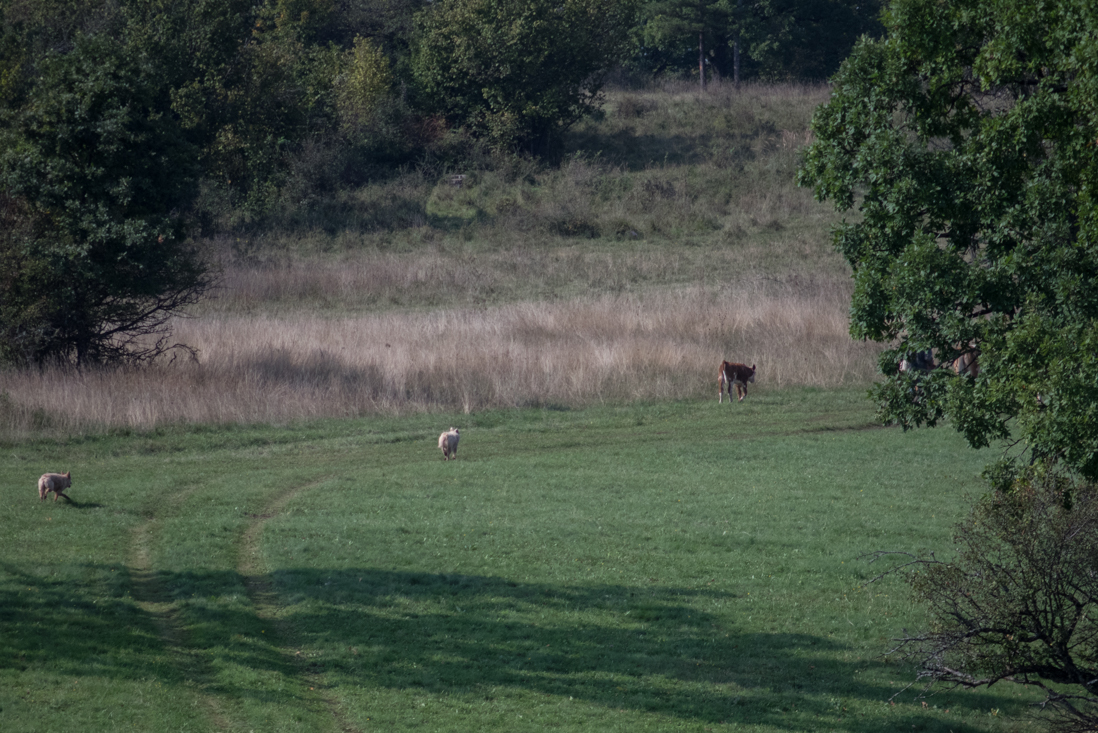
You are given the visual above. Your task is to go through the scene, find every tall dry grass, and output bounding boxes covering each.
[0,276,880,437]
[208,232,848,313]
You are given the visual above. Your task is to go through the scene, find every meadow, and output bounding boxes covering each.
[0,392,1045,732]
[0,80,1044,730]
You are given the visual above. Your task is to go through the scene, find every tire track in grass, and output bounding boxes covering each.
[129,513,235,730]
[237,478,362,733]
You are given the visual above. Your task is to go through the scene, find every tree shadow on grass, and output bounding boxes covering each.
[0,563,188,683]
[268,568,1030,731]
[0,564,1033,732]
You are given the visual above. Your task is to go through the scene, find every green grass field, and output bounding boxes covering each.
[0,388,1044,732]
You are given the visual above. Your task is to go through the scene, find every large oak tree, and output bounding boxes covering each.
[799,0,1098,480]
[799,1,1098,726]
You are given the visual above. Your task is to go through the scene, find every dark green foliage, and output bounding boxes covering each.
[319,0,428,77]
[798,0,1098,480]
[895,470,1098,732]
[0,33,208,366]
[635,0,884,83]
[800,1,1098,724]
[2,0,890,232]
[411,0,636,154]
[738,0,885,81]
[639,0,729,84]
[161,0,342,215]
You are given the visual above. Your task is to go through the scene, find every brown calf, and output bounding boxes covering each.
[718,361,756,403]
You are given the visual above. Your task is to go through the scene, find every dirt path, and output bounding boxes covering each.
[126,476,360,732]
[236,478,363,733]
[128,513,234,730]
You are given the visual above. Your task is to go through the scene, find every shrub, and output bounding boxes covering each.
[884,469,1098,732]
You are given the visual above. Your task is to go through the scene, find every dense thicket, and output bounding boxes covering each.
[413,0,635,155]
[639,0,884,85]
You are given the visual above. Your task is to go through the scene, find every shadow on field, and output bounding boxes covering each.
[0,563,189,685]
[1,563,1024,731]
[55,499,106,510]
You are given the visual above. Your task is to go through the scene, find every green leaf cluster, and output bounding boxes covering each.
[336,36,394,131]
[798,0,1098,479]
[411,0,636,154]
[0,31,208,366]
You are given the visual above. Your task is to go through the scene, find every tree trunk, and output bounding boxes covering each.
[733,0,742,88]
[733,36,740,87]
[699,32,706,91]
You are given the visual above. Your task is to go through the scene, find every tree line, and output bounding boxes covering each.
[2,0,881,217]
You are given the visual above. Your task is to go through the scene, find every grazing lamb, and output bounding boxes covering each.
[38,472,72,502]
[438,427,460,460]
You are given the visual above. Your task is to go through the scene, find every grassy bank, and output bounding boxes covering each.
[0,391,1038,732]
[255,81,834,256]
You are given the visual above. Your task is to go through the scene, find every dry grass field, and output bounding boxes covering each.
[0,81,882,439]
[0,275,878,433]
